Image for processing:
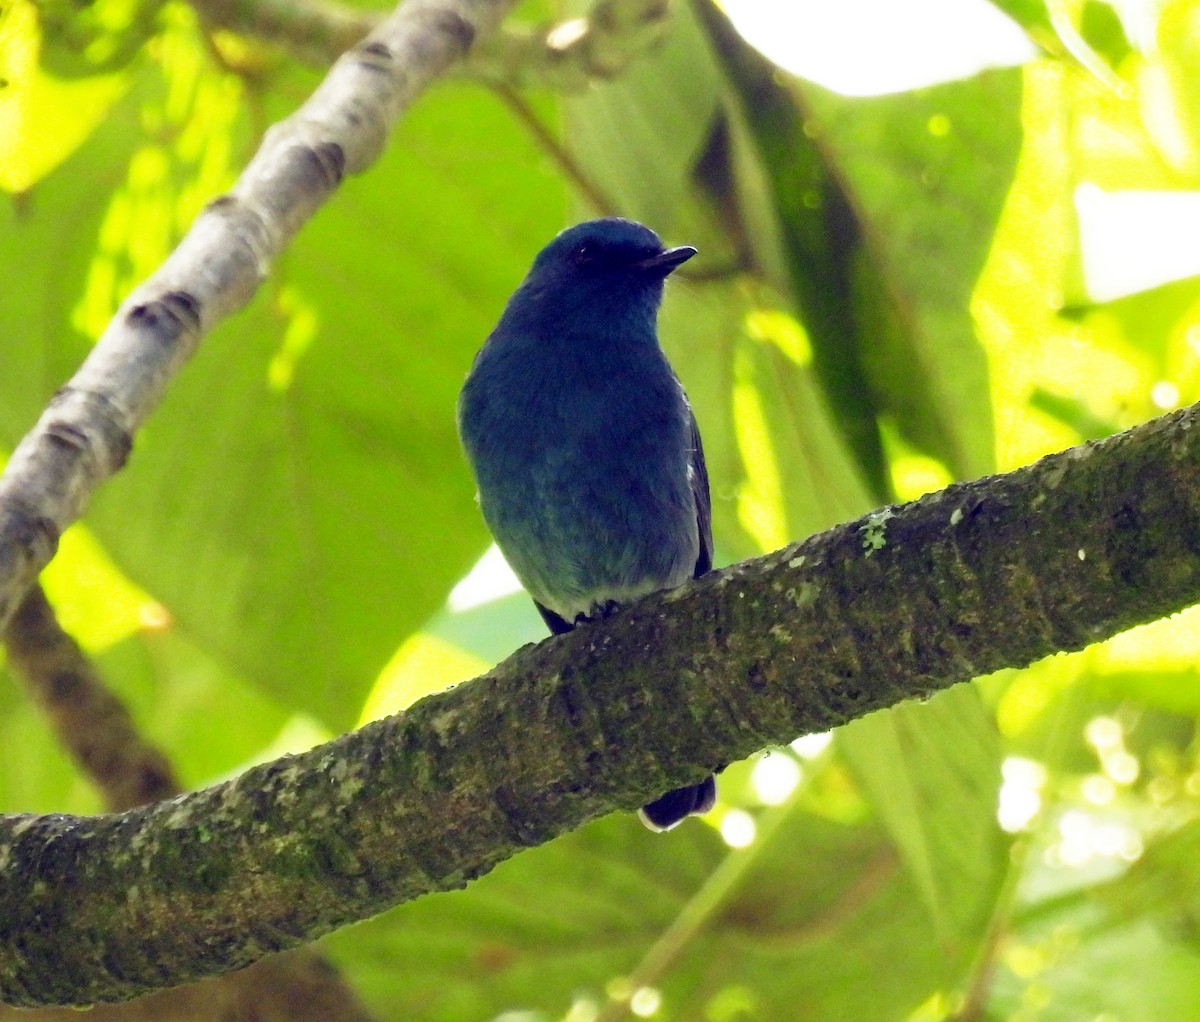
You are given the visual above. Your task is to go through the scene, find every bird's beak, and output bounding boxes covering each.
[635,245,697,277]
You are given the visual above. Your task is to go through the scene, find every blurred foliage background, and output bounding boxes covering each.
[5,0,1200,1017]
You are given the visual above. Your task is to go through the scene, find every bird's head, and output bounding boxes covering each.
[505,218,696,334]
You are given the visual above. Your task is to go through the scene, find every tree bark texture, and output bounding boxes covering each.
[1,586,377,1020]
[2,400,1198,1007]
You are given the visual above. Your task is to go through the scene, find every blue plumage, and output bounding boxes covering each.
[458,218,716,831]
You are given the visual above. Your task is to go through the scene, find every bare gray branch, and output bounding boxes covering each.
[0,0,517,633]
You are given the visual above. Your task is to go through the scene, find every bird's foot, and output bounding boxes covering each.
[574,599,621,627]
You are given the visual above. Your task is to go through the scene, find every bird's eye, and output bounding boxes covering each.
[573,243,596,267]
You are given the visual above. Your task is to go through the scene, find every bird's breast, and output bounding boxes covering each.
[459,338,699,620]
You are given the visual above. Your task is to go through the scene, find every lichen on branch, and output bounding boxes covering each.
[3,401,1200,1008]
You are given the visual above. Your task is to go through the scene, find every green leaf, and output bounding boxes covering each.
[0,79,143,441]
[2,33,569,728]
[1062,274,1200,391]
[1028,386,1122,442]
[697,9,1020,492]
[799,70,1022,482]
[35,0,165,79]
[839,685,1009,940]
[1089,667,1200,720]
[93,625,296,788]
[983,0,1056,44]
[993,860,1200,1021]
[662,281,874,562]
[0,617,291,814]
[1154,0,1200,176]
[562,0,721,229]
[0,660,103,814]
[1080,1,1134,69]
[82,79,567,727]
[1100,818,1200,946]
[0,0,132,192]
[987,0,1129,85]
[696,1,890,499]
[328,799,991,1021]
[659,279,764,561]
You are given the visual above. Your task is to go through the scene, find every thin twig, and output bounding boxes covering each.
[190,0,675,88]
[464,0,673,91]
[492,84,617,215]
[4,585,178,812]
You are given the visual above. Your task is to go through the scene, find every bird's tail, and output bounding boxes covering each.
[638,775,717,832]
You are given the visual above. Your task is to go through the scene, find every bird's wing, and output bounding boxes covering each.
[535,601,575,635]
[687,400,714,578]
[533,393,712,633]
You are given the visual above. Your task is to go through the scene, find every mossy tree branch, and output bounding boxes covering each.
[0,587,376,1021]
[3,400,1199,1008]
[0,0,514,1007]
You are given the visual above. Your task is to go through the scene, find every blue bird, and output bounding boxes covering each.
[457,218,716,831]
